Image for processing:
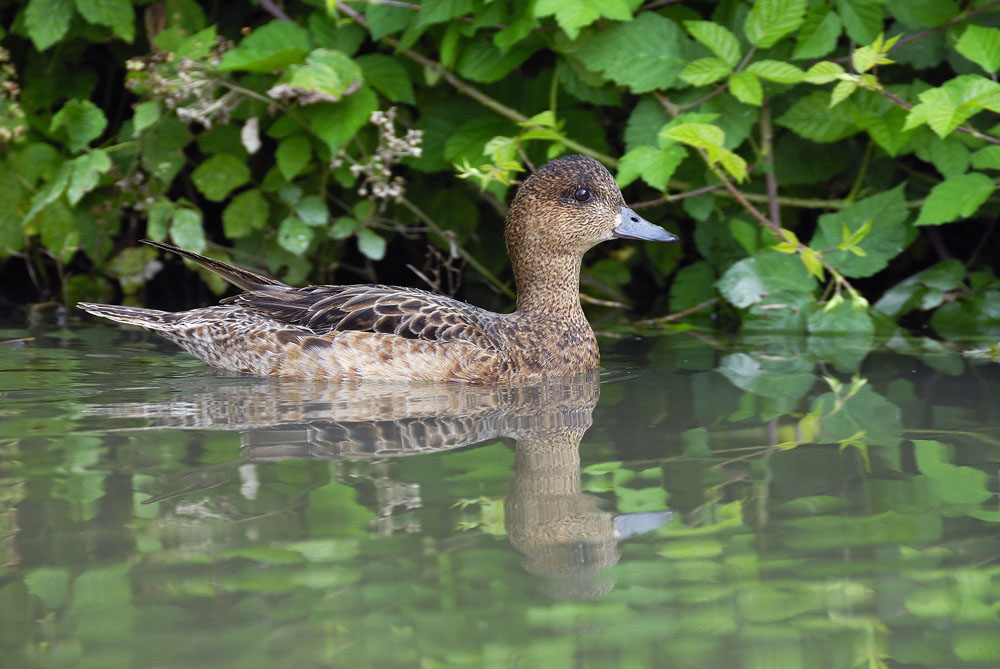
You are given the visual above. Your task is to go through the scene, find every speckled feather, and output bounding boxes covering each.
[78,155,677,383]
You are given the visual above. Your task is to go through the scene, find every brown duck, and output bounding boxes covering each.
[79,155,678,383]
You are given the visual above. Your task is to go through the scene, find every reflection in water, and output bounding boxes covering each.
[89,372,672,594]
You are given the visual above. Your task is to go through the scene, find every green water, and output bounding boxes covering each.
[1,317,999,668]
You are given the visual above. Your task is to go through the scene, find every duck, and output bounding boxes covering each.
[78,154,678,383]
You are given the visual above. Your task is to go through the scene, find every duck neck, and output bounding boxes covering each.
[512,252,586,320]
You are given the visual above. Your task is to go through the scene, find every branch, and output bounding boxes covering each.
[759,100,780,226]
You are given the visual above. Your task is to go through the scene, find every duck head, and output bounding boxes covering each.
[505,154,678,261]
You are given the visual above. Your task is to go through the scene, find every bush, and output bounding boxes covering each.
[2,0,999,347]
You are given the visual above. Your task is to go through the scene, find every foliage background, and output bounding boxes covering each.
[1,0,1000,343]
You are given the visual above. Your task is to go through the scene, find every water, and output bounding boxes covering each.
[1,317,999,668]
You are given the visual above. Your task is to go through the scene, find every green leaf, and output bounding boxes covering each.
[329,216,357,240]
[365,3,412,39]
[729,71,763,106]
[295,195,329,227]
[277,216,314,255]
[356,53,415,104]
[175,25,218,60]
[132,101,160,135]
[746,60,805,84]
[717,250,816,308]
[955,24,1000,74]
[146,199,173,242]
[624,98,671,151]
[917,133,969,178]
[416,0,476,27]
[533,0,633,40]
[169,207,206,253]
[307,87,378,156]
[222,189,268,239]
[574,12,685,94]
[37,200,78,262]
[50,99,108,153]
[24,161,71,223]
[616,144,686,191]
[25,0,74,51]
[971,145,1000,171]
[217,20,311,72]
[684,20,741,68]
[777,91,859,142]
[276,134,312,181]
[679,58,731,86]
[810,185,909,277]
[67,150,111,206]
[190,153,251,202]
[356,227,387,260]
[456,34,542,83]
[744,0,806,48]
[663,122,724,148]
[793,3,842,59]
[270,49,363,104]
[835,0,883,45]
[915,172,995,226]
[830,79,858,107]
[887,0,960,29]
[669,261,717,315]
[75,0,135,42]
[803,61,845,84]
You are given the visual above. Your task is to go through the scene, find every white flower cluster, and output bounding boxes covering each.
[125,38,237,129]
[345,108,423,203]
[0,48,26,145]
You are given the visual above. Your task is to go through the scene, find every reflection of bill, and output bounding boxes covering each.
[90,372,671,595]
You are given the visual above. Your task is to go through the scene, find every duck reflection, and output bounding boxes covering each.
[92,372,672,595]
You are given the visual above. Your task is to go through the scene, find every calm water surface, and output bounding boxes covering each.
[1,315,999,668]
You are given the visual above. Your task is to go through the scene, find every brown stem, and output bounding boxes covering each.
[760,100,780,226]
[878,88,1000,146]
[637,297,719,325]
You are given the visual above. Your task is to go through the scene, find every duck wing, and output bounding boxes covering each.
[228,284,498,347]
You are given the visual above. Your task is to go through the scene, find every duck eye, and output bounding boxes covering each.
[573,188,591,202]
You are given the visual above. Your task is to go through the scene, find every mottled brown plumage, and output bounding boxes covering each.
[78,155,678,383]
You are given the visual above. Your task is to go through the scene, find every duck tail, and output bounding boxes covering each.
[77,302,180,331]
[141,240,286,291]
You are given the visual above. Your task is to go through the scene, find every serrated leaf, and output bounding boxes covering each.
[717,251,816,308]
[223,189,268,239]
[810,184,909,277]
[794,4,842,59]
[75,0,135,42]
[971,145,1000,170]
[295,195,329,227]
[190,153,251,202]
[729,71,763,106]
[169,208,206,253]
[777,91,859,142]
[132,101,160,135]
[50,99,107,153]
[684,20,741,68]
[747,60,805,84]
[835,0,883,45]
[416,0,476,27]
[664,122,725,148]
[915,172,995,226]
[270,49,363,104]
[276,134,312,181]
[533,0,633,41]
[25,0,74,51]
[744,0,806,48]
[680,57,731,86]
[887,0,960,29]
[574,12,685,94]
[277,216,314,255]
[217,20,311,72]
[67,150,111,206]
[356,53,415,103]
[830,79,858,106]
[803,61,845,84]
[306,87,378,155]
[956,24,1000,74]
[356,227,387,260]
[456,35,542,83]
[616,144,686,191]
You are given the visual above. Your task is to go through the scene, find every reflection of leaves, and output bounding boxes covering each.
[812,385,903,448]
[307,481,375,537]
[913,439,992,508]
[717,352,815,401]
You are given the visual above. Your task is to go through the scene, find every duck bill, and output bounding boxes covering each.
[613,206,679,243]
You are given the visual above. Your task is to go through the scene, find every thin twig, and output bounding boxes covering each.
[759,100,780,226]
[636,297,719,325]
